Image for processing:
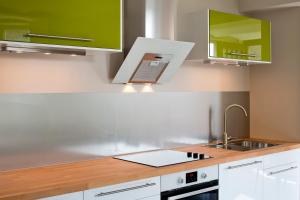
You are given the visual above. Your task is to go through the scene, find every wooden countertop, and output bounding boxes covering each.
[1,140,300,200]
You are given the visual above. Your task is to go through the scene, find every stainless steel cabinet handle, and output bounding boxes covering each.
[227,52,256,57]
[227,161,262,170]
[269,166,298,175]
[168,186,219,200]
[24,33,94,42]
[94,183,156,197]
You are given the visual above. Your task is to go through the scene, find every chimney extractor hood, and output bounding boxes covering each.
[113,37,194,84]
[113,0,195,84]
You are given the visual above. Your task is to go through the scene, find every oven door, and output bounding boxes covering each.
[161,180,218,200]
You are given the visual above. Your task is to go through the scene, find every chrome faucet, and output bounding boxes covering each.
[224,104,248,146]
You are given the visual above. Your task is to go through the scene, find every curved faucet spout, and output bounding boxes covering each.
[225,104,248,117]
[224,104,248,146]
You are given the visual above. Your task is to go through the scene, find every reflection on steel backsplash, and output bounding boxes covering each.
[0,92,249,171]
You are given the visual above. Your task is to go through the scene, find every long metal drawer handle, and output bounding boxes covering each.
[95,183,156,197]
[227,52,256,57]
[227,161,262,170]
[168,186,219,200]
[269,166,298,175]
[24,33,94,42]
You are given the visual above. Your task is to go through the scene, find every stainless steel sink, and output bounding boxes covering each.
[208,140,279,151]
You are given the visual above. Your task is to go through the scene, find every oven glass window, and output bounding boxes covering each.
[161,180,219,200]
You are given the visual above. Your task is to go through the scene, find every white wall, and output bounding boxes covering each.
[250,7,300,141]
[0,0,249,94]
[0,52,249,93]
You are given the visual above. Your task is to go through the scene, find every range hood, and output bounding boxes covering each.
[112,0,194,84]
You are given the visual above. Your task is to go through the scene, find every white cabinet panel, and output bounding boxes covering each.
[263,162,299,200]
[140,195,160,200]
[219,157,264,200]
[39,191,83,200]
[84,177,160,200]
[264,149,299,169]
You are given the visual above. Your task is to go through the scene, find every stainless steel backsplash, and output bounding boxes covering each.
[0,92,249,171]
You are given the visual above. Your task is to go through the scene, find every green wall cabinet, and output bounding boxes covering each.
[0,0,122,51]
[178,9,271,65]
[209,10,271,63]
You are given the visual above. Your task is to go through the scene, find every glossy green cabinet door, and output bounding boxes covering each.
[0,0,121,50]
[209,10,271,62]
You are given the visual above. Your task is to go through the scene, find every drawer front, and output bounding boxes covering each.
[209,10,271,62]
[84,177,160,200]
[220,156,264,170]
[39,191,83,200]
[263,149,300,169]
[0,0,121,50]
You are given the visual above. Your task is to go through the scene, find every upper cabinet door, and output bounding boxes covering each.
[0,0,121,51]
[209,10,271,63]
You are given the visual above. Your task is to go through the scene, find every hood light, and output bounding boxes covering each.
[122,83,137,93]
[0,45,86,56]
[141,84,154,93]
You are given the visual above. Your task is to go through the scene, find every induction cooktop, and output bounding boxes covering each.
[114,150,211,167]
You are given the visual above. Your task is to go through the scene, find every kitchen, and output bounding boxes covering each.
[0,0,299,200]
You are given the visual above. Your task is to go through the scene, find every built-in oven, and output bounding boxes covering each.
[161,166,219,200]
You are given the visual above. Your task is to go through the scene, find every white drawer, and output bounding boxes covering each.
[39,191,83,200]
[263,149,300,169]
[84,177,160,200]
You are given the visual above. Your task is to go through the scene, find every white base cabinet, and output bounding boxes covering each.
[263,162,299,200]
[39,191,83,200]
[141,195,160,200]
[84,177,160,200]
[219,157,264,200]
[263,149,300,200]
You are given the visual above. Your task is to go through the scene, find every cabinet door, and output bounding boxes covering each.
[209,10,271,62]
[219,157,264,200]
[263,162,299,200]
[0,0,121,50]
[39,191,83,200]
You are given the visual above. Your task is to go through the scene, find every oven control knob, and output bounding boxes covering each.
[201,173,208,179]
[177,177,184,184]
